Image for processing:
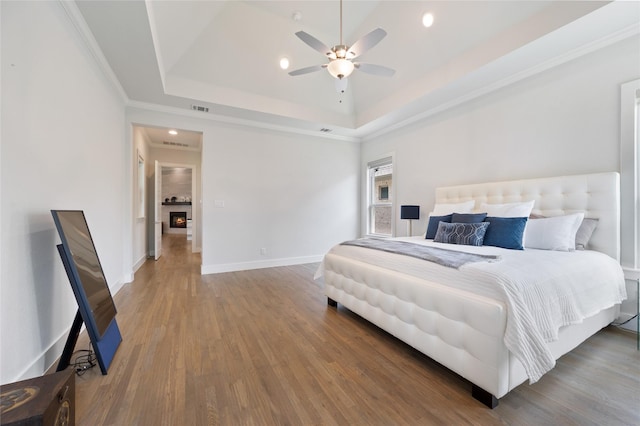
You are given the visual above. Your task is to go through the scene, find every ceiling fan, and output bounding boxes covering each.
[288,0,395,89]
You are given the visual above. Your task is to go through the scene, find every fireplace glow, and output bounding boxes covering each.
[170,212,187,228]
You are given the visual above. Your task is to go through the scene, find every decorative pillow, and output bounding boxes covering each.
[433,222,489,246]
[482,217,528,250]
[575,218,599,250]
[524,212,585,251]
[425,214,452,239]
[452,212,487,223]
[480,200,535,218]
[431,200,475,216]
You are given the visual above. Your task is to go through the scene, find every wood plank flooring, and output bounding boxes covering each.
[70,235,639,425]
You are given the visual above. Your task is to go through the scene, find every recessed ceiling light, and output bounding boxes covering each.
[422,13,434,28]
[279,57,290,70]
[168,129,178,135]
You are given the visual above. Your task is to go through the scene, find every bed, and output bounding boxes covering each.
[315,172,626,408]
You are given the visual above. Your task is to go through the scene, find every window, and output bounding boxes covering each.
[367,157,393,236]
[379,186,389,200]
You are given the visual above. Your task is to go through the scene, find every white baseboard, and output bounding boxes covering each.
[13,322,86,382]
[111,278,126,294]
[620,269,639,332]
[201,255,323,275]
[623,267,640,280]
[133,255,146,273]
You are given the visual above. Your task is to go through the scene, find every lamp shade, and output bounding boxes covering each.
[401,205,420,220]
[327,58,354,79]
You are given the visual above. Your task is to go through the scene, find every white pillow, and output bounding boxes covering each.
[480,200,535,218]
[524,212,585,251]
[431,200,475,215]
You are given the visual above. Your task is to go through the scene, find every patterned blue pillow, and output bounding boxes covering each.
[426,214,452,239]
[434,222,489,246]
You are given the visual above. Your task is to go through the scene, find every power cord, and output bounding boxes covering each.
[71,347,97,376]
[612,314,639,327]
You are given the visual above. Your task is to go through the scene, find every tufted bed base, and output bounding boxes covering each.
[321,172,622,408]
[324,255,619,407]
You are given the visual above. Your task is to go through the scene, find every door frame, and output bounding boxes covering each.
[154,161,198,254]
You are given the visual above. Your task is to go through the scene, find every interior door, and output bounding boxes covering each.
[154,160,162,260]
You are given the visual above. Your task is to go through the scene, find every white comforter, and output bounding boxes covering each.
[315,237,627,382]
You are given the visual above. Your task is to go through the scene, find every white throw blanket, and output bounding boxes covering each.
[315,237,627,382]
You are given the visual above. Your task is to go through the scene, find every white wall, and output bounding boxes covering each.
[0,1,127,382]
[200,123,360,273]
[362,36,640,321]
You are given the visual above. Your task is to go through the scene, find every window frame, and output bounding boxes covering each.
[365,155,394,237]
[620,79,639,271]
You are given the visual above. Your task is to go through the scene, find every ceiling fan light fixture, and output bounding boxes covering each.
[279,57,290,70]
[327,58,354,79]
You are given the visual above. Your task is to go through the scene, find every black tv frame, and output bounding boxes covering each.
[51,210,122,374]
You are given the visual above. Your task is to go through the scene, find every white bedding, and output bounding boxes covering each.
[315,237,626,382]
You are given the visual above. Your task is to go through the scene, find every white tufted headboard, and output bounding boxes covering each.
[435,172,620,260]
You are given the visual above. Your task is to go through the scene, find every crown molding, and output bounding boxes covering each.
[363,20,640,142]
[126,100,362,144]
[59,0,129,104]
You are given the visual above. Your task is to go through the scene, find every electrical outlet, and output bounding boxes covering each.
[214,200,225,208]
[260,248,267,256]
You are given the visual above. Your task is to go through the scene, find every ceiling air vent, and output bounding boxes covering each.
[319,128,332,133]
[163,141,190,148]
[191,104,209,113]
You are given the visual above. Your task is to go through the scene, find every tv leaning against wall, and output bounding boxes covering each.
[51,210,121,374]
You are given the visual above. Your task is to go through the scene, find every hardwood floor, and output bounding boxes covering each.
[71,234,639,425]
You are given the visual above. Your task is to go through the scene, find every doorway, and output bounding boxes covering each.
[156,162,198,256]
[131,125,202,268]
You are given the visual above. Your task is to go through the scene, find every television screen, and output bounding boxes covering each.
[51,210,117,338]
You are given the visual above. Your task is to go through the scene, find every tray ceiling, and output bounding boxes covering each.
[74,1,638,140]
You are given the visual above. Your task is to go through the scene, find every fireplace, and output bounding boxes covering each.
[170,212,187,228]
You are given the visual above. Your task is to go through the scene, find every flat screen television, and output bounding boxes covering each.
[52,210,121,374]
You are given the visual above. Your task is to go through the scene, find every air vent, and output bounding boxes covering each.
[319,128,332,133]
[162,141,190,148]
[191,104,209,113]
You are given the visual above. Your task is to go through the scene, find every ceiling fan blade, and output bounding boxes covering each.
[288,64,326,76]
[295,31,332,56]
[347,28,387,59]
[354,63,396,77]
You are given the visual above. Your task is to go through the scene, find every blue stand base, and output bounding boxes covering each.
[94,318,122,374]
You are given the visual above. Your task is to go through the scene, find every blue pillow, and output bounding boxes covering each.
[433,222,489,246]
[452,212,487,223]
[483,217,528,250]
[426,214,452,239]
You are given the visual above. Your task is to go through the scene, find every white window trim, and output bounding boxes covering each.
[620,79,640,273]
